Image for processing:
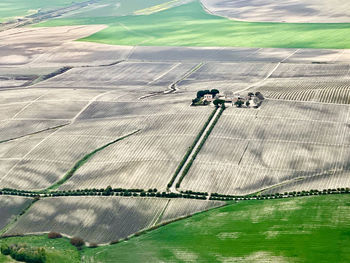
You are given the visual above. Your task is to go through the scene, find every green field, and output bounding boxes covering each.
[36,1,350,49]
[1,195,350,262]
[84,195,350,262]
[0,0,88,23]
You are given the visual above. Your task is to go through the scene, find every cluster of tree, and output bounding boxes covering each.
[192,89,220,106]
[213,99,225,107]
[0,186,209,201]
[47,232,62,239]
[70,237,85,250]
[234,100,244,108]
[196,89,219,99]
[181,190,208,196]
[1,243,46,263]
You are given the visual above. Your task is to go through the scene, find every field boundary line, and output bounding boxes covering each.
[0,125,66,185]
[0,123,70,144]
[138,62,204,100]
[10,91,50,120]
[45,129,141,191]
[148,63,182,85]
[280,49,300,63]
[257,170,336,195]
[71,91,112,122]
[152,199,171,226]
[235,62,281,94]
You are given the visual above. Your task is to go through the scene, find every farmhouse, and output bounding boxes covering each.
[192,89,264,108]
[203,94,213,102]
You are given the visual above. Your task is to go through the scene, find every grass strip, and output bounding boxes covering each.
[45,130,140,191]
[176,106,225,188]
[167,108,217,188]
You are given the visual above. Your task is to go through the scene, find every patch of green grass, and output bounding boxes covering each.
[36,1,350,49]
[0,0,87,23]
[0,235,80,263]
[83,195,350,262]
[0,253,16,263]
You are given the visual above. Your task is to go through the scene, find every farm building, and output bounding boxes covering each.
[203,94,214,102]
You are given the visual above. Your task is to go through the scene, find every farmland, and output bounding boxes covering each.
[82,195,350,262]
[2,195,349,262]
[36,1,350,49]
[0,0,88,23]
[1,0,350,260]
[0,196,32,231]
[201,0,350,23]
[181,100,350,195]
[5,196,223,243]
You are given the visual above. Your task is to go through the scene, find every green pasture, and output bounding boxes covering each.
[84,195,350,262]
[37,1,350,49]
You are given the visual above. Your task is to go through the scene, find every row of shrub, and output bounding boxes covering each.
[1,243,46,263]
[0,187,207,200]
[209,188,350,201]
[176,105,226,188]
[180,190,208,196]
[3,187,349,202]
[167,107,218,188]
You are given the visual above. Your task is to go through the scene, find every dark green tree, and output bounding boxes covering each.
[210,89,220,96]
[235,100,244,108]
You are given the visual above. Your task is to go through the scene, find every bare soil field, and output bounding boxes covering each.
[0,25,350,231]
[180,100,350,195]
[59,103,212,192]
[0,196,32,231]
[201,0,350,23]
[33,61,197,89]
[5,196,223,243]
[257,63,350,104]
[177,62,277,93]
[0,26,131,67]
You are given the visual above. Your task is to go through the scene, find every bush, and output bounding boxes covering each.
[70,237,85,249]
[1,243,46,263]
[47,232,62,239]
[1,244,10,255]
